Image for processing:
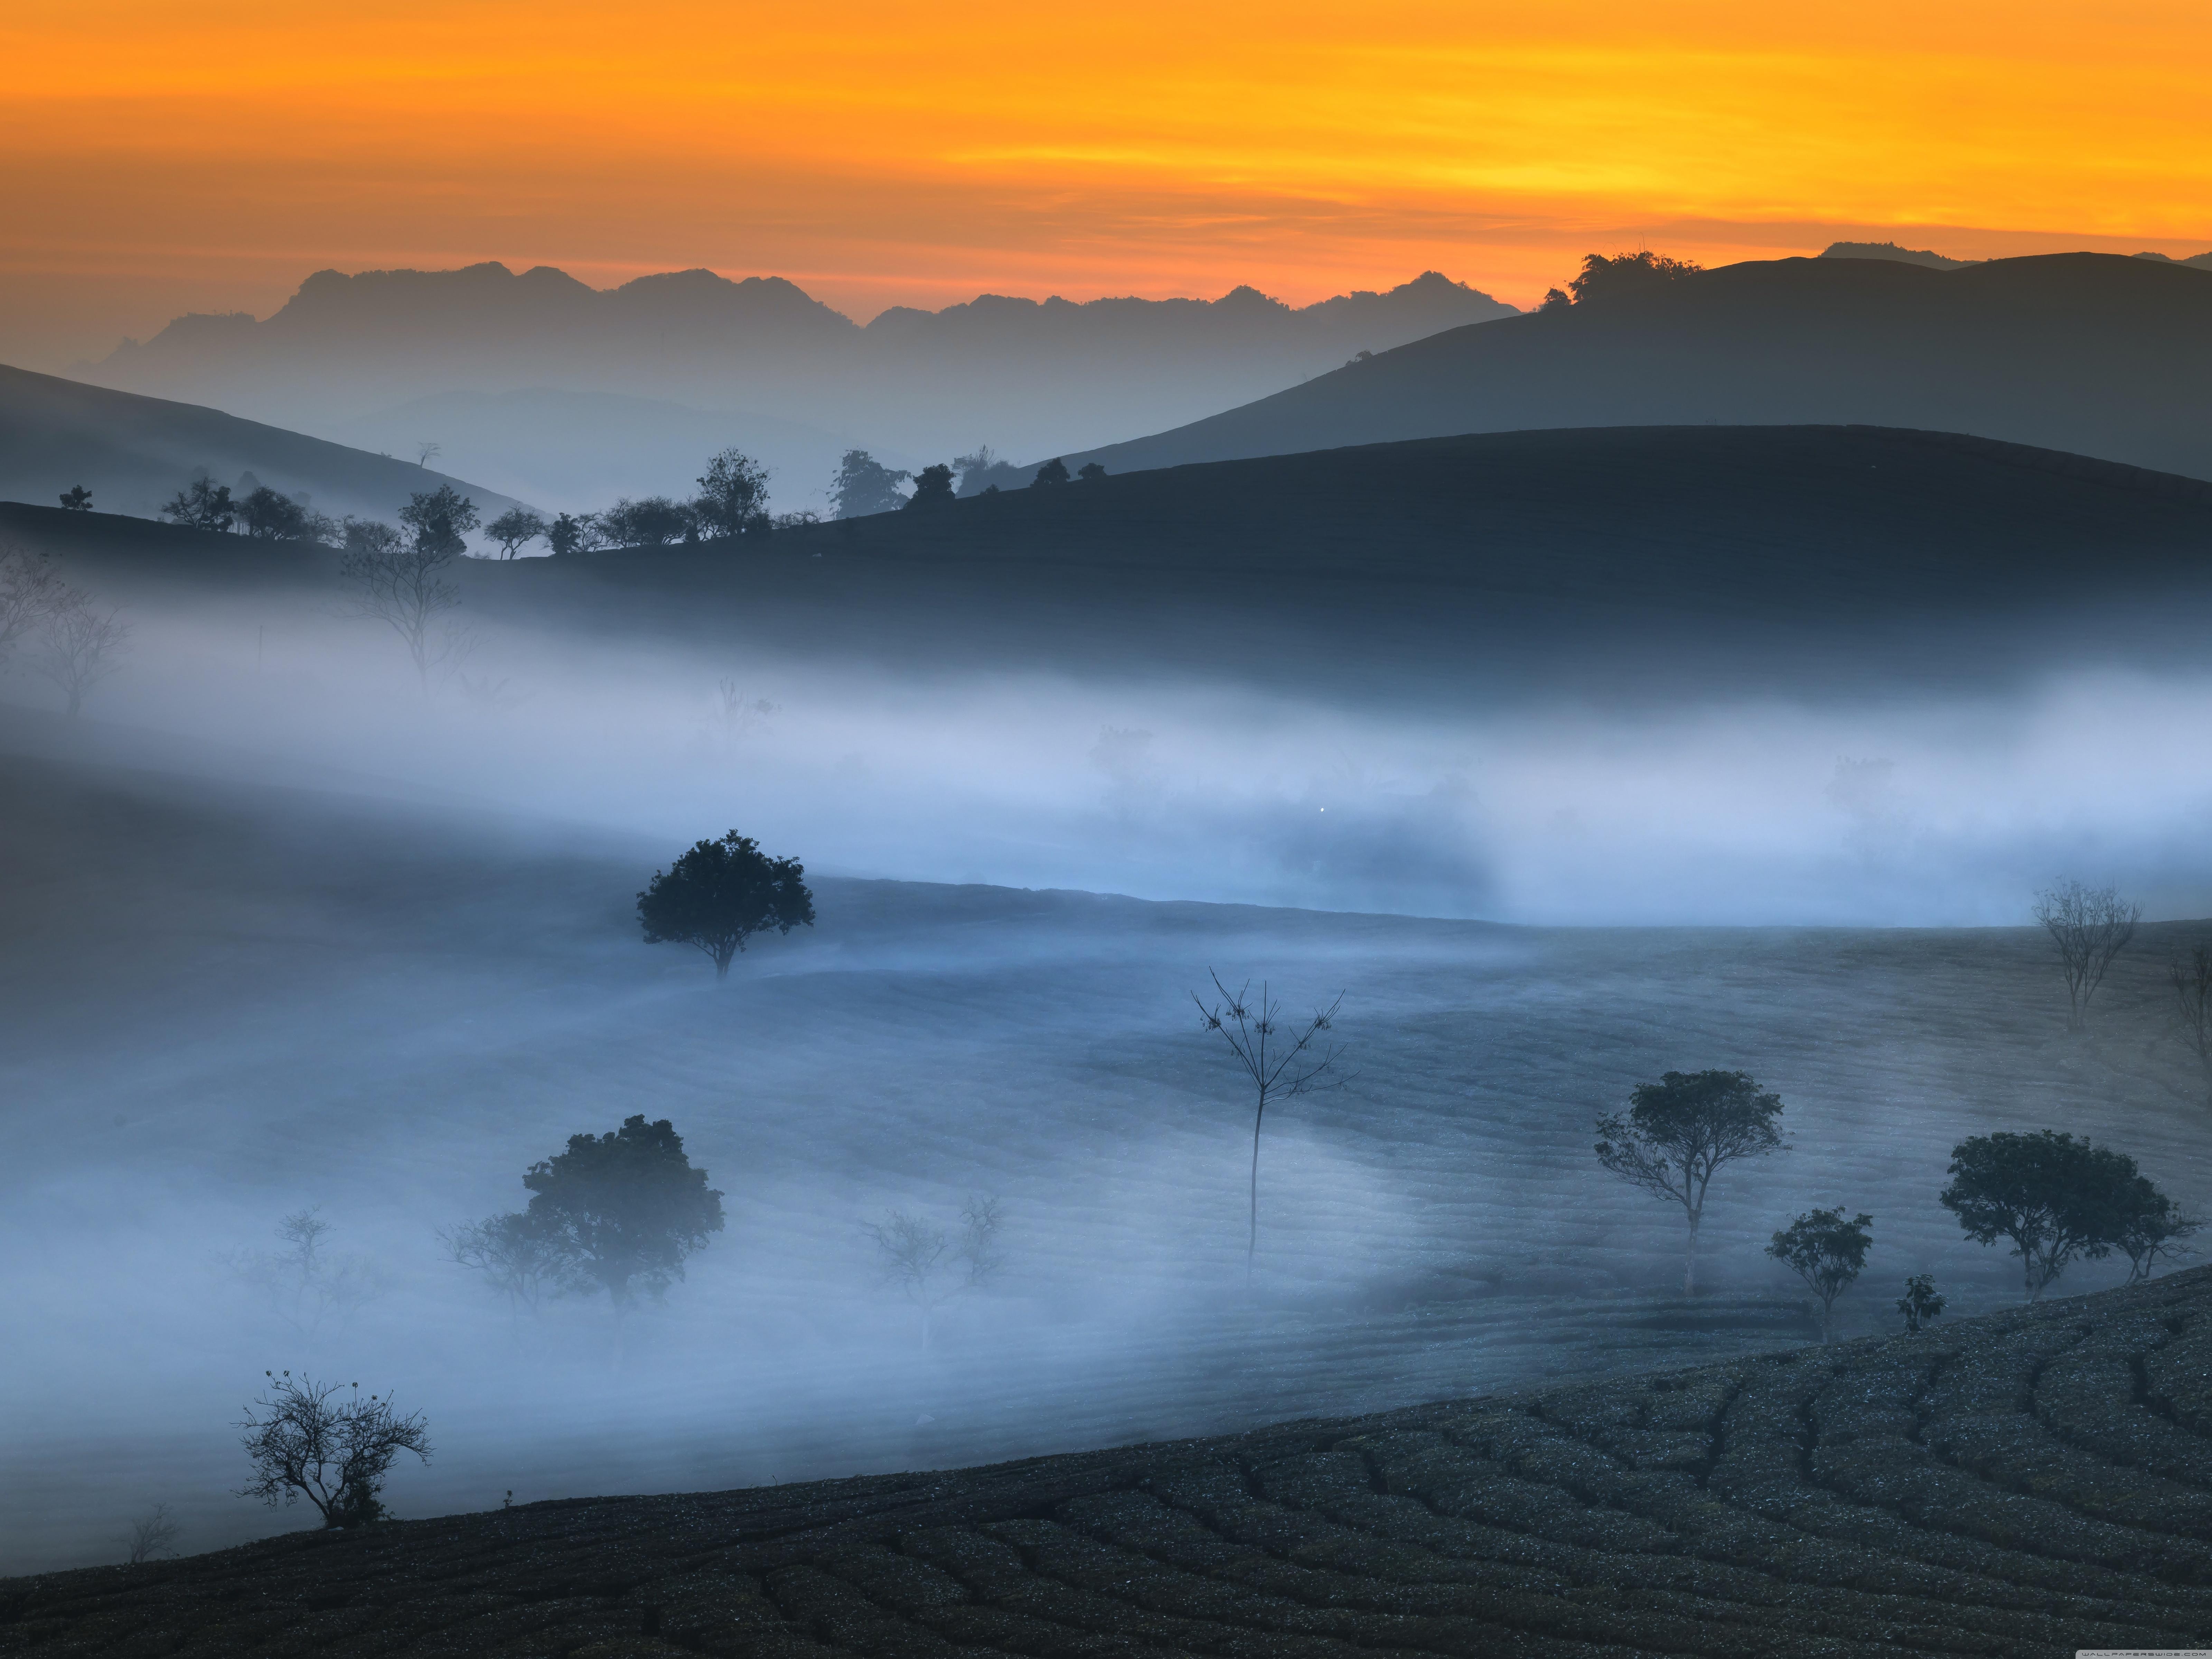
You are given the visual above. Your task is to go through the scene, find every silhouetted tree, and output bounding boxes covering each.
[1566,251,1703,304]
[161,476,235,533]
[438,1211,572,1314]
[1032,457,1070,487]
[905,463,956,509]
[2171,946,2212,1103]
[1538,287,1571,311]
[1897,1273,1944,1333]
[521,1116,725,1306]
[1192,972,1347,1292]
[237,486,309,541]
[486,507,547,560]
[1940,1130,2140,1300]
[546,511,597,556]
[221,1205,383,1335]
[637,831,814,978]
[123,1504,179,1563]
[1076,462,1106,482]
[398,484,480,560]
[599,496,695,547]
[2033,881,2139,1031]
[35,587,129,716]
[1595,1070,1788,1294]
[415,441,442,468]
[831,449,911,517]
[693,448,771,538]
[0,538,65,669]
[237,1371,429,1528]
[2114,1175,2200,1283]
[339,516,462,687]
[864,1194,1004,1351]
[1766,1208,1872,1342]
[59,485,92,512]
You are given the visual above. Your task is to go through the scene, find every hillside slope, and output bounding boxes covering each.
[0,364,532,527]
[7,1266,2210,1655]
[1068,253,2212,482]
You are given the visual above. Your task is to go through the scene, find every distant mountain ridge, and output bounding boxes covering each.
[76,265,1517,490]
[1065,252,2212,483]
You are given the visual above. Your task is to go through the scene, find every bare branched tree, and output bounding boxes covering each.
[34,587,130,716]
[122,1503,180,1564]
[438,1212,573,1315]
[236,1371,430,1528]
[222,1206,384,1335]
[1192,971,1347,1292]
[2171,946,2212,1103]
[339,517,462,687]
[2034,881,2139,1031]
[864,1194,1003,1350]
[416,441,442,468]
[714,679,778,739]
[0,537,66,667]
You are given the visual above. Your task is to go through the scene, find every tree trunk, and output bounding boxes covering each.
[1247,1100,1263,1295]
[1819,1298,1832,1343]
[1683,1208,1700,1295]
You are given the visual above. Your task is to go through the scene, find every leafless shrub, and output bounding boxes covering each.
[122,1503,180,1563]
[236,1371,430,1528]
[0,537,66,667]
[34,587,130,716]
[222,1206,384,1335]
[864,1194,1003,1351]
[2033,880,2139,1031]
[338,517,462,687]
[713,679,778,739]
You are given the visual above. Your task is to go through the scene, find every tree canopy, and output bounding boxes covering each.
[1765,1208,1873,1342]
[832,449,911,518]
[1566,251,1703,305]
[399,485,479,558]
[486,507,547,559]
[1939,1130,2147,1299]
[237,485,310,541]
[58,485,92,512]
[161,476,236,533]
[522,1115,725,1304]
[637,831,815,978]
[1595,1069,1787,1293]
[1033,457,1071,487]
[694,448,771,538]
[906,463,956,509]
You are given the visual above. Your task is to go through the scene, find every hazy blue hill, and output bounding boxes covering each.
[74,266,1517,480]
[0,363,531,527]
[1066,252,2212,482]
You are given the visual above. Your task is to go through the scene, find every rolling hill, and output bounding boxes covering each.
[0,364,532,529]
[1066,253,2212,483]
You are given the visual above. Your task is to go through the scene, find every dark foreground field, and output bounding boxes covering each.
[8,1267,2211,1657]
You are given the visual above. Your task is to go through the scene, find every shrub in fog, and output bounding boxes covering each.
[0,537,67,669]
[122,1503,180,1563]
[2032,880,2139,1032]
[339,512,463,687]
[1765,1207,1872,1343]
[865,1194,1004,1351]
[693,447,772,539]
[1897,1273,1945,1333]
[1032,457,1070,487]
[1940,1129,2150,1300]
[59,485,92,512]
[236,1371,430,1529]
[485,507,547,559]
[546,511,600,556]
[1192,971,1347,1292]
[438,1211,571,1314]
[398,484,480,560]
[905,463,956,510]
[518,1115,725,1306]
[1076,462,1107,482]
[34,587,130,716]
[236,485,309,541]
[222,1205,384,1335]
[599,495,696,547]
[637,831,815,979]
[1594,1069,1788,1295]
[159,476,236,533]
[831,449,910,517]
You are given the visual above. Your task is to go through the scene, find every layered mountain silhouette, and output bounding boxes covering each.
[74,265,1516,502]
[1066,253,2212,482]
[0,364,529,527]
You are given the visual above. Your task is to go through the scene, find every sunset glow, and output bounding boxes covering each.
[5,0,2211,358]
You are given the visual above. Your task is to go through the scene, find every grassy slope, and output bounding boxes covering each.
[6,1266,2211,1655]
[1067,253,2212,483]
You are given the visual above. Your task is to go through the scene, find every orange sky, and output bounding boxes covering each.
[4,0,2211,365]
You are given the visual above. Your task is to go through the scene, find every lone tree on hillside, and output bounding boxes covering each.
[59,485,92,512]
[1595,1070,1788,1294]
[1032,457,1070,487]
[485,507,547,559]
[1939,1129,2146,1299]
[831,450,910,518]
[1897,1273,1944,1333]
[2033,880,2139,1031]
[236,1371,430,1529]
[521,1116,725,1306]
[1076,462,1106,482]
[1566,250,1703,305]
[1192,972,1347,1292]
[339,513,463,686]
[905,463,956,509]
[637,832,815,978]
[693,448,771,538]
[864,1194,1005,1351]
[161,476,236,533]
[1765,1208,1873,1343]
